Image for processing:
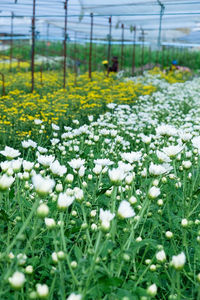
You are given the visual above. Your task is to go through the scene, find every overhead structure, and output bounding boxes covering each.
[0,0,200,45]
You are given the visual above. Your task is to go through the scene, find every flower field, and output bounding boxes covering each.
[0,68,200,299]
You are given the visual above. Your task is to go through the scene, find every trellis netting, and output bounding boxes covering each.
[0,0,200,46]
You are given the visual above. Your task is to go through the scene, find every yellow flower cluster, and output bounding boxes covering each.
[149,66,192,83]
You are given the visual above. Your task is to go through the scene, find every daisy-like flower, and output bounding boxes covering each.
[99,208,115,231]
[50,160,67,177]
[108,168,125,185]
[171,252,186,270]
[149,162,172,176]
[121,151,142,163]
[0,174,15,191]
[0,146,21,159]
[37,155,55,167]
[117,200,135,219]
[94,158,114,166]
[57,193,74,210]
[67,293,82,300]
[68,158,85,170]
[8,271,25,289]
[148,186,160,199]
[32,174,55,196]
[162,145,184,158]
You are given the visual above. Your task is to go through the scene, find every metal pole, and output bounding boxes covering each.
[161,45,164,69]
[63,0,68,88]
[121,24,124,70]
[89,13,93,79]
[141,29,144,74]
[31,0,36,92]
[74,32,77,85]
[157,0,165,48]
[107,16,112,75]
[10,12,14,72]
[132,26,136,76]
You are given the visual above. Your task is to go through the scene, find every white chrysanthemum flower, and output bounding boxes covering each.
[37,155,55,167]
[74,187,84,202]
[23,160,34,172]
[156,150,171,163]
[149,162,172,176]
[108,168,125,185]
[162,145,184,158]
[118,161,134,173]
[57,193,74,210]
[99,208,115,231]
[8,271,26,289]
[0,160,11,171]
[148,186,160,199]
[51,123,60,131]
[156,250,166,262]
[93,164,102,175]
[68,158,85,170]
[45,218,56,229]
[0,146,21,159]
[67,293,82,300]
[32,174,55,196]
[192,136,200,152]
[34,119,43,125]
[156,124,177,137]
[147,283,157,296]
[11,159,22,172]
[36,283,49,298]
[182,160,192,169]
[50,160,67,177]
[118,200,135,219]
[121,151,142,163]
[171,252,186,270]
[0,174,15,191]
[94,158,114,166]
[37,203,49,218]
[22,139,37,149]
[17,253,27,266]
[37,146,48,154]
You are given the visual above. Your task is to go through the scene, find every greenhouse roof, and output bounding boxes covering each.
[0,0,200,45]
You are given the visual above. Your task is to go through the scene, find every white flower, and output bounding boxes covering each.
[156,250,166,262]
[108,168,125,185]
[36,283,49,298]
[17,253,27,266]
[68,158,85,170]
[121,151,142,163]
[22,139,37,149]
[148,186,160,199]
[50,160,67,177]
[156,150,171,163]
[118,161,134,173]
[0,146,21,159]
[118,200,135,219]
[8,271,26,289]
[23,160,34,171]
[181,218,188,227]
[37,155,55,167]
[94,158,114,166]
[93,164,102,175]
[11,159,22,172]
[51,123,60,130]
[74,187,84,202]
[45,218,56,229]
[171,252,186,270]
[99,208,115,231]
[37,203,49,218]
[156,124,177,136]
[34,119,43,125]
[57,193,74,210]
[32,174,55,196]
[149,162,172,176]
[37,146,48,154]
[65,174,74,183]
[67,293,82,300]
[147,283,157,296]
[162,145,184,158]
[0,174,15,191]
[182,161,192,169]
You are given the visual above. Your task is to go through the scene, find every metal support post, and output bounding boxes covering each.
[121,24,124,70]
[132,26,136,76]
[89,13,93,79]
[10,12,14,72]
[107,16,112,75]
[63,0,68,88]
[31,0,36,92]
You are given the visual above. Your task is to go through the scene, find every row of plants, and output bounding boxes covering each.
[1,74,200,298]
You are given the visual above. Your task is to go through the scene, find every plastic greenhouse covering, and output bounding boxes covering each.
[0,0,200,46]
